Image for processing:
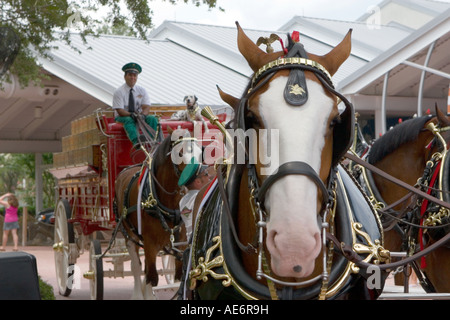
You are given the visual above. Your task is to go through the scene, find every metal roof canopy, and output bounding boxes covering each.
[338,9,450,135]
[1,10,449,151]
[0,73,105,153]
[0,37,248,154]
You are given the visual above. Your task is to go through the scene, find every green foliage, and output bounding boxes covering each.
[39,276,56,300]
[0,0,221,88]
[0,153,55,209]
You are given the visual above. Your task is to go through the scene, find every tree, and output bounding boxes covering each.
[0,0,222,88]
[0,153,55,210]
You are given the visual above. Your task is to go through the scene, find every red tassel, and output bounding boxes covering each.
[418,161,441,269]
[421,256,427,269]
[278,38,288,55]
[291,31,300,43]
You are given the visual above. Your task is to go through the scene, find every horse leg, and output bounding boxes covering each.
[139,237,158,300]
[175,258,183,281]
[422,245,450,292]
[127,240,145,300]
[142,254,158,299]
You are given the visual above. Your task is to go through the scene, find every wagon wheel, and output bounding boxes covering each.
[161,254,176,284]
[89,239,104,300]
[53,199,75,296]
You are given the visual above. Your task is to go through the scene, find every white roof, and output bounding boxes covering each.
[338,8,450,97]
[279,16,413,61]
[149,20,368,87]
[39,34,249,106]
[357,0,450,23]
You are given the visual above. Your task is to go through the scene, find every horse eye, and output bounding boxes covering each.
[330,115,341,128]
[247,111,261,127]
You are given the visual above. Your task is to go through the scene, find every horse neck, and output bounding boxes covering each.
[373,132,433,206]
[154,157,179,210]
[151,136,180,210]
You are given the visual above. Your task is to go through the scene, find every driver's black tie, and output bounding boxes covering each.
[128,88,135,113]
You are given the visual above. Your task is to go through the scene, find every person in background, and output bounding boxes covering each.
[112,62,159,147]
[0,193,19,251]
[178,157,212,240]
[176,157,214,299]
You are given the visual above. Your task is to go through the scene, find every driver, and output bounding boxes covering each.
[112,62,158,147]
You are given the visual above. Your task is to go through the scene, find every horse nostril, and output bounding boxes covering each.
[293,265,302,273]
[267,229,277,247]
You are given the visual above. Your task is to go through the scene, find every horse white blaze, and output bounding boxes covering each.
[257,78,334,278]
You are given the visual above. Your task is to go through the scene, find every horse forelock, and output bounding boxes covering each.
[368,116,432,165]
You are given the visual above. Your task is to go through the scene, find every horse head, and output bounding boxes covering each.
[234,22,352,279]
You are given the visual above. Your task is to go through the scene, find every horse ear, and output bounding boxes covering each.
[167,125,174,134]
[436,103,450,127]
[310,29,352,77]
[216,85,240,111]
[236,21,284,72]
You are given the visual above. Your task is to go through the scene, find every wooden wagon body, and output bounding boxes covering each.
[49,108,229,299]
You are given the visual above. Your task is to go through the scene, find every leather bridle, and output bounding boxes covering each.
[224,44,355,288]
[236,54,354,216]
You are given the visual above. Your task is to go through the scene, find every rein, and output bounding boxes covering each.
[344,152,450,270]
[328,231,450,272]
[346,152,450,211]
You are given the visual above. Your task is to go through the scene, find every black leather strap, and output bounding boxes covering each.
[257,161,329,213]
[283,40,309,106]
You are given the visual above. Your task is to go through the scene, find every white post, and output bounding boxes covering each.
[35,153,43,213]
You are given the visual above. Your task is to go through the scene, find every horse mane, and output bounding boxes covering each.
[153,134,172,171]
[368,115,432,165]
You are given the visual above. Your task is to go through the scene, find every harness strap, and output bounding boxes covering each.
[217,164,256,253]
[345,152,450,210]
[419,160,441,268]
[257,161,329,213]
[329,231,450,271]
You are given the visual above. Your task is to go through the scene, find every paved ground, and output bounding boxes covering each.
[3,245,438,301]
[9,245,177,300]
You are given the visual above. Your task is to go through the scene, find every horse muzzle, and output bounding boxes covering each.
[266,215,322,278]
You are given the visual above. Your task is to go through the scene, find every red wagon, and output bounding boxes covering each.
[50,108,230,299]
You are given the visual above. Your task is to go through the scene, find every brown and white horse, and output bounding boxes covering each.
[366,106,450,292]
[233,22,352,279]
[186,24,387,300]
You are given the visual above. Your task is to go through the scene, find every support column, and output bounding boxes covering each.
[374,105,384,139]
[35,153,43,213]
[381,71,390,136]
[418,41,436,116]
